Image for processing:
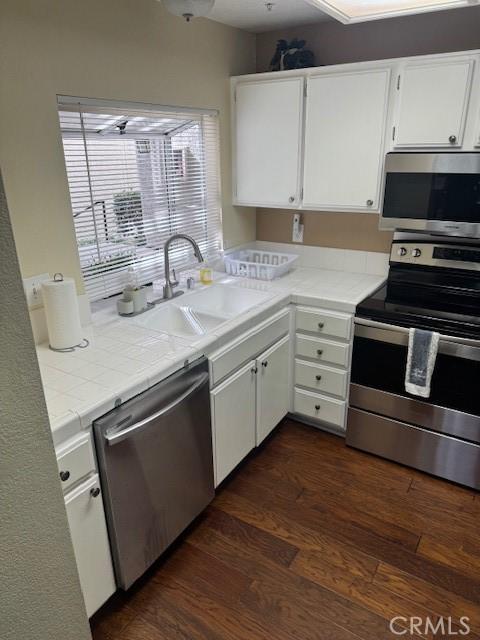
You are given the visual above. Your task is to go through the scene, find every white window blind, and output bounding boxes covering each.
[58,98,223,301]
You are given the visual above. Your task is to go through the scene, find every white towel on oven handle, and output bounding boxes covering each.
[405,328,440,398]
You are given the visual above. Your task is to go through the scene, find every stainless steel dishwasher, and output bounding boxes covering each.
[93,357,214,589]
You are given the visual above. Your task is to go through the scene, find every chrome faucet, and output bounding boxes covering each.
[161,234,204,301]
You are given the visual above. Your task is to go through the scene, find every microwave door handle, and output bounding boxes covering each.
[354,317,480,348]
[104,372,209,446]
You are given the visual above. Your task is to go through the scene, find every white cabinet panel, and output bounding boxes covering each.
[303,68,390,211]
[65,475,116,617]
[256,335,290,445]
[394,58,474,148]
[211,360,256,486]
[234,78,304,207]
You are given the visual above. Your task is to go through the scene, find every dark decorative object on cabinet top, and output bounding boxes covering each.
[270,39,315,72]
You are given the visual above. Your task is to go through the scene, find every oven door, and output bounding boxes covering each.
[350,318,480,440]
[380,153,480,238]
[347,318,480,488]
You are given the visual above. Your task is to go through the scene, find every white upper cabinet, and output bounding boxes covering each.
[302,68,391,212]
[393,56,474,148]
[233,78,304,207]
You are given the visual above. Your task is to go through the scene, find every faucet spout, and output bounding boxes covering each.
[162,234,204,300]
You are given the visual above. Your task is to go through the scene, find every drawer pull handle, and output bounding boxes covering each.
[316,349,323,356]
[251,366,258,374]
[315,404,321,411]
[318,322,324,330]
[315,375,322,381]
[90,487,101,498]
[261,361,268,368]
[59,470,70,482]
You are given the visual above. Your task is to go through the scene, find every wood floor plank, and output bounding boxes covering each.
[374,563,480,635]
[417,535,480,582]
[198,506,299,567]
[187,508,401,640]
[154,570,298,640]
[291,550,440,638]
[118,616,178,640]
[216,487,480,604]
[297,487,421,551]
[90,421,480,640]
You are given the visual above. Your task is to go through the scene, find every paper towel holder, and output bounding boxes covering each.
[48,273,90,353]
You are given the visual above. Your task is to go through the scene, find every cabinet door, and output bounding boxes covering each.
[303,68,390,211]
[211,360,256,486]
[394,58,474,148]
[65,475,116,617]
[234,78,304,207]
[256,335,290,445]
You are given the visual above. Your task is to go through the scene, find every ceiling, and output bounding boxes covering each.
[208,0,330,33]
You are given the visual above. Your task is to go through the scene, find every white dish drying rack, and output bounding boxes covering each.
[224,249,298,281]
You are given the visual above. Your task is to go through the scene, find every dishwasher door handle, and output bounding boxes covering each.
[105,372,209,446]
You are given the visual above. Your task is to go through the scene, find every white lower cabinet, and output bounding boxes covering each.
[210,310,291,486]
[294,305,353,433]
[64,474,116,617]
[256,335,290,445]
[211,360,257,486]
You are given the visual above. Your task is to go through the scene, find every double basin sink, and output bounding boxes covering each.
[134,283,273,339]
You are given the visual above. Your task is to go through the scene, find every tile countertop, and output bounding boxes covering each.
[37,267,385,447]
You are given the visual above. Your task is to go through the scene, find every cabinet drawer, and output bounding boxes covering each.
[293,388,346,429]
[296,334,349,367]
[56,433,96,493]
[295,360,348,398]
[209,308,290,387]
[296,307,351,340]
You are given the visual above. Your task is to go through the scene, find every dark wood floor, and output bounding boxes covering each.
[91,419,480,640]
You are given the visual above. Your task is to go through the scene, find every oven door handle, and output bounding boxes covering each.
[355,317,480,348]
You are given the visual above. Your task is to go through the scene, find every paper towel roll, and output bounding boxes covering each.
[42,274,83,350]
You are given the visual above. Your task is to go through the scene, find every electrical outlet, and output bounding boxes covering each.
[23,273,50,308]
[292,213,304,243]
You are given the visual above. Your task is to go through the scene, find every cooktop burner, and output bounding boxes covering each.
[356,240,480,339]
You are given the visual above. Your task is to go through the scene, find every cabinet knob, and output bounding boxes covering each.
[315,404,321,411]
[289,196,295,203]
[261,361,268,368]
[315,375,322,381]
[90,487,101,498]
[366,199,374,207]
[449,135,457,144]
[251,366,258,374]
[316,349,323,356]
[318,322,324,330]
[59,470,70,482]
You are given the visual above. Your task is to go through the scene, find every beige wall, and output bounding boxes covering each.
[0,0,256,292]
[257,210,393,253]
[255,7,480,251]
[256,6,480,71]
[0,171,92,640]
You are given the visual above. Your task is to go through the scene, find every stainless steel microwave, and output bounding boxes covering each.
[380,152,480,238]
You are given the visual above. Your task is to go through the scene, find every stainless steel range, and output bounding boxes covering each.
[346,239,480,489]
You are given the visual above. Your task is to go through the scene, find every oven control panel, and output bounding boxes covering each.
[390,242,480,271]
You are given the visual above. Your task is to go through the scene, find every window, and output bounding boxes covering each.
[58,97,222,301]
